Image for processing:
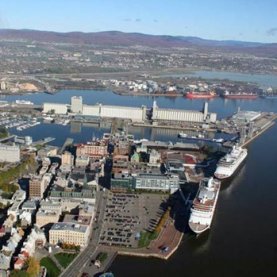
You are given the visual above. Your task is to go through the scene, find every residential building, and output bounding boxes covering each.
[75,155,90,167]
[76,142,107,158]
[29,173,52,199]
[0,143,20,163]
[7,190,26,219]
[61,151,74,167]
[149,149,161,165]
[36,200,62,228]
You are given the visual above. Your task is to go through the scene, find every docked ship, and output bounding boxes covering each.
[185,91,217,99]
[15,100,34,105]
[214,145,247,179]
[223,91,258,99]
[178,132,224,143]
[188,177,221,234]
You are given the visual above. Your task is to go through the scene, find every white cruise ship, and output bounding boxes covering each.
[214,145,247,179]
[189,177,221,234]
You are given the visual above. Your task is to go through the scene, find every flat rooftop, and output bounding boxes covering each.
[50,222,88,233]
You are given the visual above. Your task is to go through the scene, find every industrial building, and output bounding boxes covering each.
[43,97,147,122]
[82,104,100,117]
[0,144,20,163]
[231,110,261,123]
[43,97,217,123]
[71,96,83,114]
[152,101,217,123]
[43,103,68,114]
[100,104,146,122]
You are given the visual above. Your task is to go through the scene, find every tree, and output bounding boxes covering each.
[10,270,29,277]
[26,257,40,277]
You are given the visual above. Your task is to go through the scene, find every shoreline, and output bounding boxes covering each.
[98,216,185,274]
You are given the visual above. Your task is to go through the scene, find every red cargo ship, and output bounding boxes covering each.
[223,92,258,99]
[185,91,217,99]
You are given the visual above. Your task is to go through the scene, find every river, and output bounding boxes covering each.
[3,86,277,277]
[161,70,277,88]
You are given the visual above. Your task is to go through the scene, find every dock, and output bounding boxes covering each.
[59,138,74,154]
[139,141,200,151]
[32,137,55,146]
[0,135,15,143]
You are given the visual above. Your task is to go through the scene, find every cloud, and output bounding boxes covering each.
[266,28,277,36]
[135,18,141,22]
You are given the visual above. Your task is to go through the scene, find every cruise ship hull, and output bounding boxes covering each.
[214,149,247,180]
[188,222,210,234]
[188,178,221,235]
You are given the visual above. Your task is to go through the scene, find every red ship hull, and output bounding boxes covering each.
[223,94,258,99]
[185,92,216,99]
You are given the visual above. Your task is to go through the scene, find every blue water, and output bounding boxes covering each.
[6,89,277,146]
[161,70,277,88]
[3,89,277,120]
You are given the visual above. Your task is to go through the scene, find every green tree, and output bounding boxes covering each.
[10,270,29,277]
[26,257,40,277]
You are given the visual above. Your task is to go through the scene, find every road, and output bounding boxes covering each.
[60,189,108,277]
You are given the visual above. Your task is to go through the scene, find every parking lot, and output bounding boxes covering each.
[99,192,168,248]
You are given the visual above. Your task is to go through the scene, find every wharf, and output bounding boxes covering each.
[32,137,55,146]
[59,138,74,154]
[241,120,276,147]
[140,140,200,150]
[0,135,15,143]
[132,122,217,132]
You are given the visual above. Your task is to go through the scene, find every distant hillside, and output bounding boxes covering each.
[0,29,276,54]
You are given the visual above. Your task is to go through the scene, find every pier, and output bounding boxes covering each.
[0,135,15,143]
[59,138,74,154]
[32,137,55,146]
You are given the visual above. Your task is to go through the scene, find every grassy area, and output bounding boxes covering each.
[138,231,158,248]
[40,257,61,277]
[0,155,36,191]
[96,252,108,263]
[54,253,77,268]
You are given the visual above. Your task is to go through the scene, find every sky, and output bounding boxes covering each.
[0,0,276,43]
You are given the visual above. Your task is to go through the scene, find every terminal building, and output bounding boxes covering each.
[135,173,179,193]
